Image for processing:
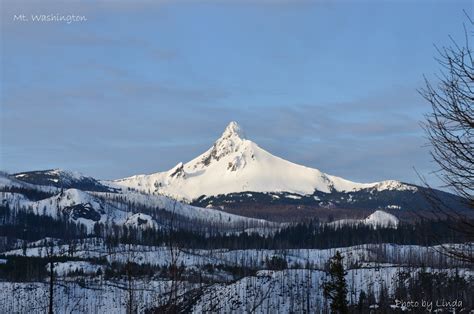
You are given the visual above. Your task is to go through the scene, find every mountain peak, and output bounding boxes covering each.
[114,122,419,201]
[197,121,250,167]
[221,121,245,140]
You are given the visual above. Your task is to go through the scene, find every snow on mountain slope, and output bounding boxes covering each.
[94,190,268,226]
[329,210,399,229]
[124,213,158,229]
[51,261,103,277]
[0,171,59,193]
[364,210,399,228]
[14,169,83,184]
[1,184,266,231]
[35,188,101,211]
[2,167,269,230]
[12,169,113,192]
[112,122,415,202]
[1,188,130,231]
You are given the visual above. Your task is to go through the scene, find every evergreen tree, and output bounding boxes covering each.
[322,251,348,313]
[357,290,367,313]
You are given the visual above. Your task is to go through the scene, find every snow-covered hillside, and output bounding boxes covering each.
[1,238,472,313]
[0,266,471,314]
[124,213,158,229]
[1,183,268,232]
[112,122,417,201]
[0,171,59,193]
[5,237,472,272]
[1,189,131,231]
[330,210,399,229]
[364,210,399,228]
[93,190,269,226]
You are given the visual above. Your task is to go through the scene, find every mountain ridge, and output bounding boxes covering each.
[13,169,114,192]
[3,122,468,222]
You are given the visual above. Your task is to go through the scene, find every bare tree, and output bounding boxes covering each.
[419,13,474,263]
[126,241,136,314]
[152,199,183,313]
[168,201,182,303]
[45,240,55,314]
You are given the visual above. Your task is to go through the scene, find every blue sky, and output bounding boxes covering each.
[0,0,471,187]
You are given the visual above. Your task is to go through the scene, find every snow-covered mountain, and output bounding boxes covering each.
[2,122,468,224]
[112,122,416,202]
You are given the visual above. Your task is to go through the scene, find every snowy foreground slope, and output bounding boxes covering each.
[1,239,472,313]
[112,122,417,201]
[1,267,471,314]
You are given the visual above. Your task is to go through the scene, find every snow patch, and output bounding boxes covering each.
[364,210,399,229]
